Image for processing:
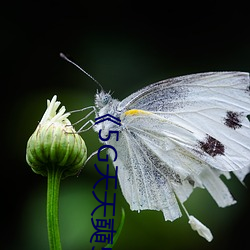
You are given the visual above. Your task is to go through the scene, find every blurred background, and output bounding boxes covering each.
[2,1,250,250]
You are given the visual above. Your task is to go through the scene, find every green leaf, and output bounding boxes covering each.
[104,208,125,249]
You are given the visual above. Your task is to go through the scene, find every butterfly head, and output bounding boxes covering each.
[94,90,121,135]
[95,90,113,110]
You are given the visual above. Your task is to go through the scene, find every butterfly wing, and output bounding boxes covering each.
[107,72,250,221]
[108,125,183,221]
[109,111,237,221]
[118,72,250,173]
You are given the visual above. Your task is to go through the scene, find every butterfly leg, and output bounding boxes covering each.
[77,147,106,176]
[69,106,96,132]
[77,119,95,133]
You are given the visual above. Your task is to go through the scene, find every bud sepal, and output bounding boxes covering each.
[26,95,87,178]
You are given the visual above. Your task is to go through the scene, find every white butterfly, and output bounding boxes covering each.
[90,72,250,241]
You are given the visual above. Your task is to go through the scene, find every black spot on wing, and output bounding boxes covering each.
[224,111,243,130]
[199,135,225,157]
[186,177,195,186]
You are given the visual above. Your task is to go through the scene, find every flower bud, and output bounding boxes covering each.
[26,95,87,178]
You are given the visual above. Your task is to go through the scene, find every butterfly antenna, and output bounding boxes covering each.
[60,53,104,91]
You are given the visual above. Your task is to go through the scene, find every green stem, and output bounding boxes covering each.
[47,165,63,250]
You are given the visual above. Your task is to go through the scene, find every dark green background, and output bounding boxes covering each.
[2,2,250,250]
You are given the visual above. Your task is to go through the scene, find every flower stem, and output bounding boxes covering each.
[47,165,63,250]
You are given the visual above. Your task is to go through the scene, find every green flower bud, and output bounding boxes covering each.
[26,95,87,178]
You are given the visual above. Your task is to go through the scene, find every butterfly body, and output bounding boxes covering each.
[93,72,250,223]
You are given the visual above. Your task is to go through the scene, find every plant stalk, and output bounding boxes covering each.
[47,165,63,250]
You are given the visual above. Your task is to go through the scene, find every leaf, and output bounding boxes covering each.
[104,208,125,249]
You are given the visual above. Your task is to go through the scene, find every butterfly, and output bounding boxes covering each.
[91,71,250,241]
[60,53,249,241]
